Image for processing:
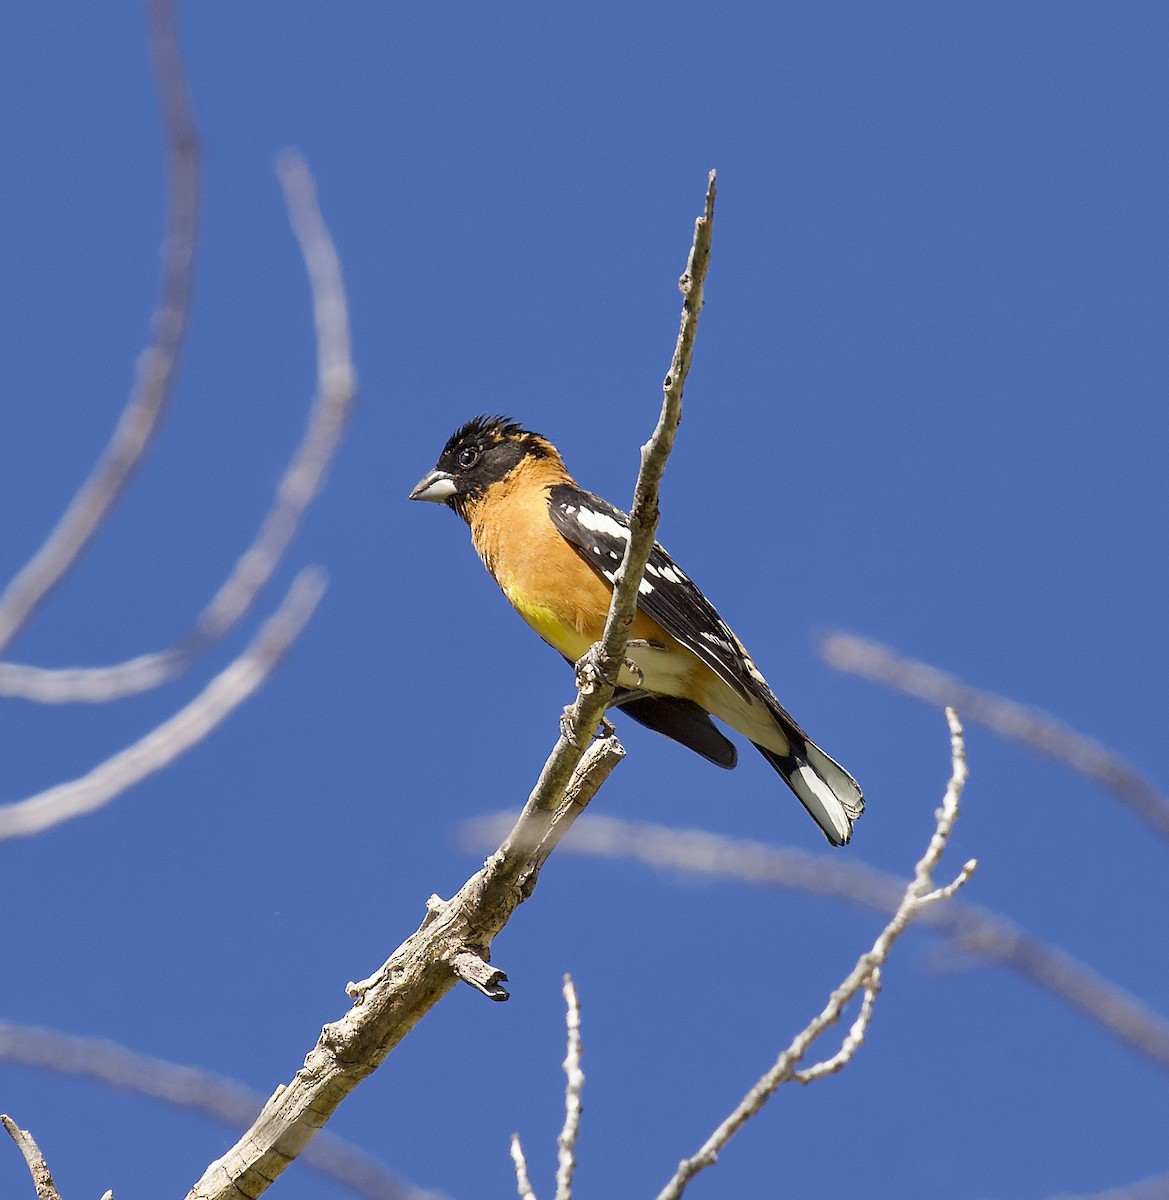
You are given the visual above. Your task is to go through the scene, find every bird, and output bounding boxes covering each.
[409,415,864,845]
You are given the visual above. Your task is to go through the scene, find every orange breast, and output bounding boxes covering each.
[467,458,672,664]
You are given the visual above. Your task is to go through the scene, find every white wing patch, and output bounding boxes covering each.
[575,505,630,541]
[547,483,757,701]
[645,560,684,584]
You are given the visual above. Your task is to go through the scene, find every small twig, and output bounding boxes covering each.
[822,632,1169,842]
[449,952,509,1001]
[654,709,974,1200]
[0,0,198,658]
[509,1135,537,1200]
[0,570,325,841]
[554,976,585,1200]
[793,968,881,1083]
[514,171,717,841]
[586,170,716,703]
[2,1116,64,1200]
[0,152,355,704]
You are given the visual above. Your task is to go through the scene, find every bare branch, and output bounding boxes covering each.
[0,153,355,704]
[792,968,880,1083]
[520,171,717,841]
[0,570,325,841]
[585,171,716,700]
[554,976,584,1200]
[184,177,717,1200]
[823,632,1169,841]
[0,0,198,657]
[654,710,974,1200]
[2,1116,64,1200]
[509,1136,537,1200]
[185,733,622,1200]
[461,814,1169,1074]
[0,1022,442,1200]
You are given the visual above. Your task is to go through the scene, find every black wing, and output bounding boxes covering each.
[547,483,755,701]
[615,692,738,768]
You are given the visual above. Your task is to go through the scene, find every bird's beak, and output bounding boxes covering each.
[409,470,458,503]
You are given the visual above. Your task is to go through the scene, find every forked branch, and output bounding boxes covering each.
[654,709,975,1200]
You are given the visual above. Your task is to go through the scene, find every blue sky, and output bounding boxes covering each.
[2,3,1167,1198]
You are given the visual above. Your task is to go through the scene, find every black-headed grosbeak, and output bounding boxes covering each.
[410,415,864,845]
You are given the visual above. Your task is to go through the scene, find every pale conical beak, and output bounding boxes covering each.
[409,470,458,503]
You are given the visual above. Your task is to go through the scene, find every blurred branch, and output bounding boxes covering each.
[0,152,355,704]
[0,1021,443,1200]
[184,175,717,1200]
[0,0,198,658]
[822,632,1169,841]
[1,1116,63,1200]
[463,813,1169,1074]
[1050,1172,1169,1200]
[0,569,325,841]
[655,709,976,1200]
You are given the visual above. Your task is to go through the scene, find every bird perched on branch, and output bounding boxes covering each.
[409,415,864,845]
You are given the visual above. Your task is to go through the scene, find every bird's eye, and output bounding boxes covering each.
[457,445,481,469]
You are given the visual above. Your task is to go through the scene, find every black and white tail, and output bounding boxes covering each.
[755,734,865,846]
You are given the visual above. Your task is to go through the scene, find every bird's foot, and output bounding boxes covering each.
[573,642,645,693]
[573,644,609,694]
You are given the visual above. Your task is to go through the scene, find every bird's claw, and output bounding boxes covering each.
[573,643,644,693]
[573,645,609,694]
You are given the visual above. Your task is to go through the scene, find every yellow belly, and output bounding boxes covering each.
[510,590,595,662]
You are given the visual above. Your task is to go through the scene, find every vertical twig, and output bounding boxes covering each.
[554,976,585,1200]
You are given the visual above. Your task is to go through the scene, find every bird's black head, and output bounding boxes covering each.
[409,414,559,520]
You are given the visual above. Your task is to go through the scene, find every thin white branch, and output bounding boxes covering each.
[0,0,198,658]
[823,632,1169,841]
[509,1135,537,1200]
[792,968,880,1083]
[0,1021,442,1200]
[0,570,325,841]
[1,1116,64,1200]
[539,170,716,781]
[0,152,355,703]
[554,975,584,1200]
[485,811,1169,1075]
[654,709,975,1200]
